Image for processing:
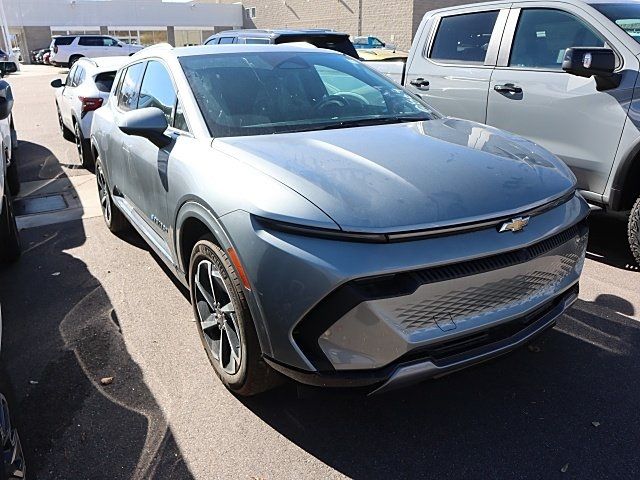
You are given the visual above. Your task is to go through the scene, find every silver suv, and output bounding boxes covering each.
[91,44,588,395]
[404,0,640,264]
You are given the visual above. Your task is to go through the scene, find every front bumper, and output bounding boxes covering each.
[265,284,578,393]
[220,193,589,378]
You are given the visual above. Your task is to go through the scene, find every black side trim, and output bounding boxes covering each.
[293,221,587,371]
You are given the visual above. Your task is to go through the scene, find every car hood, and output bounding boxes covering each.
[214,118,576,232]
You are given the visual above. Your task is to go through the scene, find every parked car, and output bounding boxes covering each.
[353,35,391,50]
[51,56,126,169]
[49,35,143,68]
[0,76,20,264]
[386,0,640,264]
[91,44,588,395]
[34,48,50,64]
[204,29,360,58]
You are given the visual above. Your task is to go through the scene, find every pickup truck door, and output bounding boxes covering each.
[486,4,638,195]
[404,6,510,123]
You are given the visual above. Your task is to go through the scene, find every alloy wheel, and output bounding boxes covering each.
[194,259,242,375]
[96,163,111,224]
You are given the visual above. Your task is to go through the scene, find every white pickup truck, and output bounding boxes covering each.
[372,0,640,264]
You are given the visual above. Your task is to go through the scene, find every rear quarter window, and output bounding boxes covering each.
[54,36,75,46]
[95,71,117,92]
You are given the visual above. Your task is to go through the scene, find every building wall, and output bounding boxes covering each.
[218,0,473,50]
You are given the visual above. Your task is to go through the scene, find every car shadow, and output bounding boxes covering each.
[242,296,640,479]
[0,144,194,478]
[586,209,639,272]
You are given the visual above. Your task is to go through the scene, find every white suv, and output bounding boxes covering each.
[51,56,128,169]
[49,35,143,68]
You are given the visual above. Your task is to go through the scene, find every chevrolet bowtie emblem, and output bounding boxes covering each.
[499,216,530,233]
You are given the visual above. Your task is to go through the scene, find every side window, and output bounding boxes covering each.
[244,38,270,44]
[78,36,101,47]
[430,11,499,64]
[117,62,146,112]
[103,37,119,47]
[174,99,189,131]
[218,37,236,44]
[137,60,177,124]
[205,38,219,45]
[65,65,77,86]
[73,66,85,87]
[510,9,606,69]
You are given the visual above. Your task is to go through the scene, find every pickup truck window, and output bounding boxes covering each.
[430,11,499,64]
[593,3,640,45]
[510,9,605,69]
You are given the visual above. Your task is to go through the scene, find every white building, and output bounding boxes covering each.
[3,0,244,62]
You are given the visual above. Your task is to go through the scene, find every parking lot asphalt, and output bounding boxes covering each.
[1,65,639,480]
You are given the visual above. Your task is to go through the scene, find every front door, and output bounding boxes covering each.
[125,59,180,242]
[405,6,510,123]
[486,4,638,195]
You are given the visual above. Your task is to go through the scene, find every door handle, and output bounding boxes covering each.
[409,78,430,90]
[494,83,522,94]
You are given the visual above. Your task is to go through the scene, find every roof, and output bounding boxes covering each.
[76,56,129,71]
[212,28,348,37]
[150,43,342,58]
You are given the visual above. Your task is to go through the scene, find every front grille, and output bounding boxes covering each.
[394,254,580,331]
[294,220,588,371]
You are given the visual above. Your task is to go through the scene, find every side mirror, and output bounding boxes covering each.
[50,78,63,88]
[562,47,620,90]
[0,61,17,77]
[0,80,14,121]
[117,107,171,148]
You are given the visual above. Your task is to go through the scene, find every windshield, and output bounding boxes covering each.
[593,3,640,44]
[179,51,438,138]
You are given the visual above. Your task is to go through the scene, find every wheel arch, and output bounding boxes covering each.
[175,200,275,358]
[610,143,640,211]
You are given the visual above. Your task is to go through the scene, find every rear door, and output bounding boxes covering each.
[486,3,638,195]
[405,5,510,123]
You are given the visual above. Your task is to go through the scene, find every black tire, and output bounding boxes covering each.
[56,104,74,141]
[68,55,81,68]
[0,189,21,264]
[6,157,19,196]
[629,195,640,265]
[95,158,128,233]
[74,121,93,170]
[189,238,280,396]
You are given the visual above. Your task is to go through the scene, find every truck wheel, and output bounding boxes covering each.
[0,190,21,264]
[629,196,640,265]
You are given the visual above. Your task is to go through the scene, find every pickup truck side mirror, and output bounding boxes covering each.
[50,78,63,88]
[117,107,171,148]
[0,80,14,121]
[562,47,621,91]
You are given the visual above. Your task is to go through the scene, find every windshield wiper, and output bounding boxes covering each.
[300,116,432,132]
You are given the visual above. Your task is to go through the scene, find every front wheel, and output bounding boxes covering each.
[0,190,21,264]
[629,196,640,265]
[189,238,280,396]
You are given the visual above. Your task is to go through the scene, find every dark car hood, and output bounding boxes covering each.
[214,118,576,232]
